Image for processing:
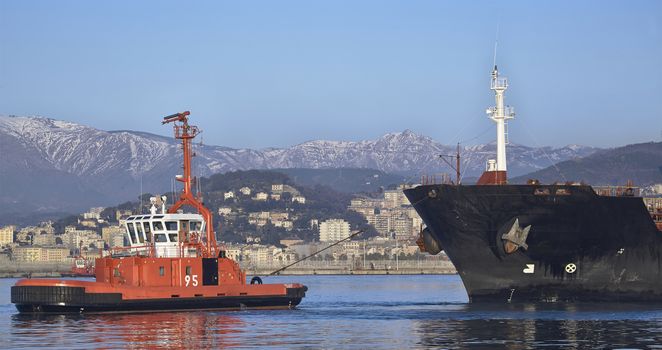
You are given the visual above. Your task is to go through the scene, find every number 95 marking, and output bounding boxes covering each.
[185,274,199,287]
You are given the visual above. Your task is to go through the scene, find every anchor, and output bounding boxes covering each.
[501,218,531,254]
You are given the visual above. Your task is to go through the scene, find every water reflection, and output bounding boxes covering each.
[12,311,247,349]
[8,302,662,349]
[7,276,662,349]
[415,303,662,349]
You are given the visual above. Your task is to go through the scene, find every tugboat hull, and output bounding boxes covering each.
[12,280,306,314]
[404,184,662,303]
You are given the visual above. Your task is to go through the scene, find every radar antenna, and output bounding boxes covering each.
[493,20,500,68]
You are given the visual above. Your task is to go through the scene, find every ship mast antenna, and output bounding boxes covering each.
[476,24,515,186]
[493,19,500,68]
[162,111,219,257]
[480,62,515,185]
[493,41,498,68]
[486,66,515,172]
[438,143,461,185]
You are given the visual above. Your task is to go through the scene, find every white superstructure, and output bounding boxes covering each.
[485,66,515,172]
[122,196,206,258]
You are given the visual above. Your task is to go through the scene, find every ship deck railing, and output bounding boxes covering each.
[593,185,640,197]
[109,245,154,258]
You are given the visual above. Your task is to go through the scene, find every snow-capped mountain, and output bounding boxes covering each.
[0,115,598,214]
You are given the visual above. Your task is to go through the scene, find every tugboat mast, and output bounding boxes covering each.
[162,111,219,257]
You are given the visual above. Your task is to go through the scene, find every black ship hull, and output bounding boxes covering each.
[404,184,662,302]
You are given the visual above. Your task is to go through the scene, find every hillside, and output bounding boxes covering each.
[512,142,662,185]
[95,170,377,245]
[272,168,406,194]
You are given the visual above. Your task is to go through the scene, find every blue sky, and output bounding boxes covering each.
[1,0,660,149]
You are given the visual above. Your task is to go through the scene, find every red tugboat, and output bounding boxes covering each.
[11,111,307,313]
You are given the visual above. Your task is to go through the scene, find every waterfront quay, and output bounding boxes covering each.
[246,259,457,276]
[0,258,456,278]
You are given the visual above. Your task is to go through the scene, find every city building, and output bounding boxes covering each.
[292,196,306,204]
[17,226,42,242]
[79,219,98,228]
[272,247,295,264]
[268,211,292,228]
[224,246,243,262]
[239,187,252,196]
[224,191,235,200]
[102,226,125,246]
[253,192,268,201]
[272,184,284,194]
[63,229,102,250]
[340,241,361,258]
[33,232,56,246]
[81,249,103,259]
[39,222,55,235]
[280,238,304,247]
[12,246,70,263]
[270,212,289,222]
[218,207,232,215]
[246,236,261,244]
[83,207,104,220]
[383,190,404,208]
[349,185,422,239]
[41,246,70,262]
[109,232,125,249]
[248,212,270,226]
[0,226,15,246]
[319,219,351,242]
[13,246,41,262]
[116,209,132,220]
[273,220,293,230]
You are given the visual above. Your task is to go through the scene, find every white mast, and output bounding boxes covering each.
[485,66,515,172]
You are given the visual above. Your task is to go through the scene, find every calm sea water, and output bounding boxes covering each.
[2,275,662,349]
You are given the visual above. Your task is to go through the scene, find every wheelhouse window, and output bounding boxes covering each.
[153,221,164,231]
[154,233,167,243]
[168,233,178,242]
[143,222,152,243]
[180,220,190,233]
[135,222,145,243]
[126,223,137,244]
[165,221,178,231]
[190,221,202,231]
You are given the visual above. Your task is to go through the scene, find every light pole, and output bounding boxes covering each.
[395,238,399,271]
[363,239,366,269]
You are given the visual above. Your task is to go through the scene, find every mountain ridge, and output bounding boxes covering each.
[0,114,599,215]
[512,141,662,186]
